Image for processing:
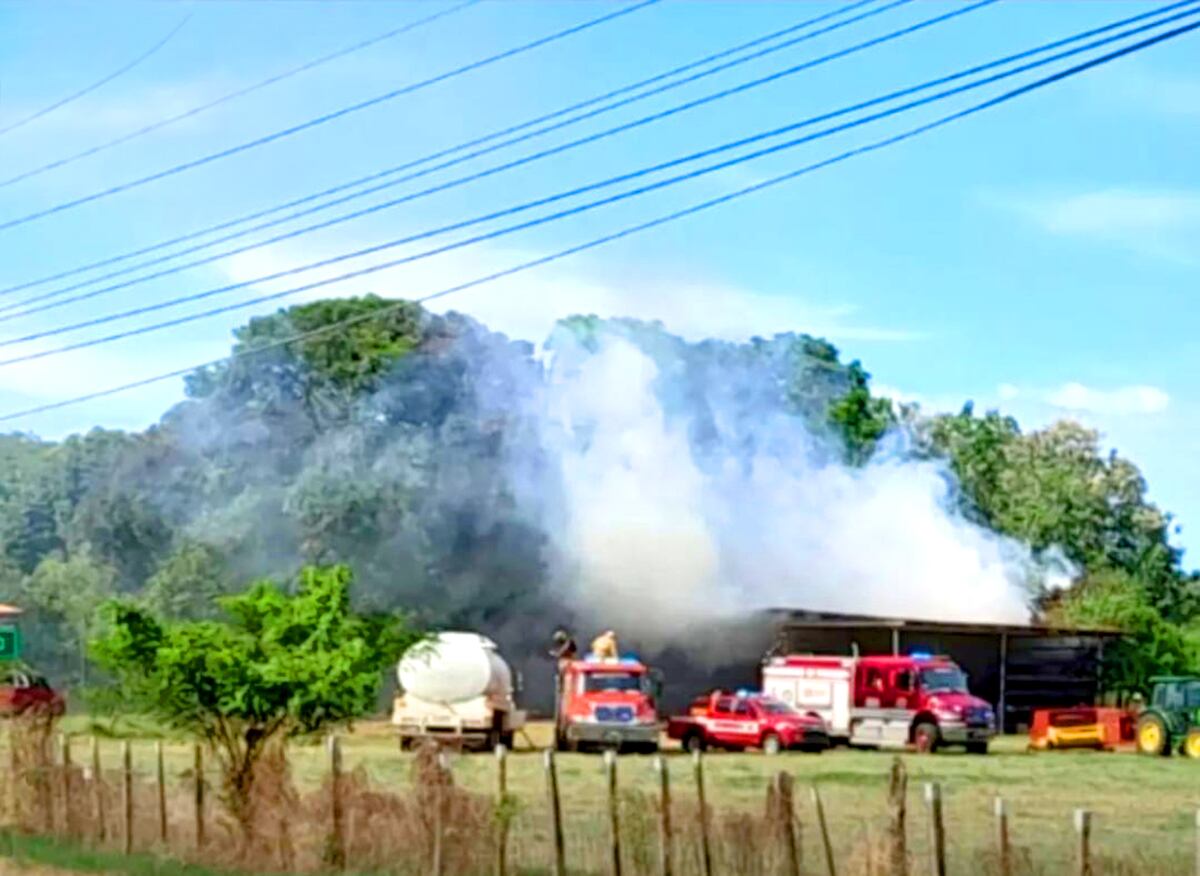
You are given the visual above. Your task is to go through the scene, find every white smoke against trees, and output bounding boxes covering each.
[529,334,1071,639]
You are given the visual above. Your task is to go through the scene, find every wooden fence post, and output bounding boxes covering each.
[1194,809,1200,876]
[811,786,837,876]
[693,750,713,876]
[774,772,800,876]
[495,744,509,876]
[605,750,622,876]
[994,798,1010,876]
[59,734,73,839]
[543,750,566,876]
[155,741,167,846]
[327,735,345,871]
[92,737,106,845]
[655,755,674,876]
[1074,809,1092,876]
[432,751,449,876]
[121,740,133,856]
[923,784,945,876]
[193,744,205,851]
[886,757,907,876]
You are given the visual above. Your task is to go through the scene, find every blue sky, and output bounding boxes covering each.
[0,1,1196,564]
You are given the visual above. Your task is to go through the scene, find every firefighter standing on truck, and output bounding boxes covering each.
[591,629,619,661]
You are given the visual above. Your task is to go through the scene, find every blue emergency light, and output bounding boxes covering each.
[620,654,639,663]
[910,651,933,660]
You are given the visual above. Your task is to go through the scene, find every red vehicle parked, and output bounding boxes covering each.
[0,665,65,717]
[763,653,995,753]
[667,690,829,755]
[554,657,662,753]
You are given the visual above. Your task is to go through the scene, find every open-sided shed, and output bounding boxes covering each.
[764,608,1122,732]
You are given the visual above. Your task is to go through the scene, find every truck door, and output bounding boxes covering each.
[710,696,757,747]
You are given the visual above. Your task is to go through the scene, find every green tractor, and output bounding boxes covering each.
[1135,676,1200,758]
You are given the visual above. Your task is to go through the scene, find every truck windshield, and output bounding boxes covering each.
[919,667,968,693]
[584,673,641,692]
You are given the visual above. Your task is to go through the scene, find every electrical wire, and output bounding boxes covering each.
[2,0,988,321]
[2,4,1196,367]
[0,16,191,139]
[0,0,659,235]
[0,0,889,301]
[1,17,1194,424]
[0,1,480,186]
[1,0,1191,348]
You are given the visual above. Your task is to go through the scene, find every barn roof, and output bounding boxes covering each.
[763,607,1121,637]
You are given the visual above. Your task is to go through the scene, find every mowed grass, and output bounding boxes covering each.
[22,719,1200,875]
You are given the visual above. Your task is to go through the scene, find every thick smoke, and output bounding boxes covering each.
[526,331,1068,638]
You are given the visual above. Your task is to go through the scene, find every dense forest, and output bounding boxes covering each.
[1,296,1196,698]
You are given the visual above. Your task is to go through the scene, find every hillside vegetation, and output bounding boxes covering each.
[0,297,1194,693]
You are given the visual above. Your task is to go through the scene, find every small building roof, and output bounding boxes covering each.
[0,604,22,618]
[763,607,1121,637]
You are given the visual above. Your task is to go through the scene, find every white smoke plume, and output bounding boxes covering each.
[530,333,1069,639]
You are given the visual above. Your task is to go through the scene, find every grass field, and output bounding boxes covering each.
[7,718,1200,875]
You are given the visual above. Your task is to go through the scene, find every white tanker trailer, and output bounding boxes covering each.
[392,631,526,750]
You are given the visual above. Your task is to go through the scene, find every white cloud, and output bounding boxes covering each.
[985,188,1200,263]
[1044,382,1170,416]
[997,383,1020,401]
[218,235,924,346]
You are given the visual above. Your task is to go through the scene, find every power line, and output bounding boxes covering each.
[0,0,659,234]
[0,15,191,139]
[2,16,1193,425]
[2,0,1189,345]
[0,1,480,186]
[2,4,1195,365]
[0,0,888,302]
[1,0,980,321]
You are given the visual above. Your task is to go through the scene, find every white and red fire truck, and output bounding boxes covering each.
[762,653,996,753]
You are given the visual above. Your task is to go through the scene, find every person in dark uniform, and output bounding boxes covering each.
[549,629,577,670]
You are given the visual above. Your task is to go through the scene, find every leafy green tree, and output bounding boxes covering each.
[1049,568,1200,697]
[23,552,117,686]
[90,565,420,837]
[827,361,895,465]
[142,541,234,620]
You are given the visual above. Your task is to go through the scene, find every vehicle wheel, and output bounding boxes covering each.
[500,732,515,751]
[682,732,706,755]
[1136,713,1170,756]
[762,733,783,756]
[1183,729,1200,760]
[913,722,940,754]
[965,741,989,755]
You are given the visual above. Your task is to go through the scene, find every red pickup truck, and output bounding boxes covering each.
[667,690,828,755]
[0,666,65,717]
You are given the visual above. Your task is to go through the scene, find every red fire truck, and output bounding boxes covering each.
[762,653,996,753]
[554,656,662,753]
[667,690,829,755]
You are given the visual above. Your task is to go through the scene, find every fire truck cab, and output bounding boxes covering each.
[555,657,662,753]
[762,653,996,753]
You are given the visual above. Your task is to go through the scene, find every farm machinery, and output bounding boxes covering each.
[1135,676,1200,758]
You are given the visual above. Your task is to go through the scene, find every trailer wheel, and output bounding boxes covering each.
[913,722,939,754]
[761,733,782,756]
[682,732,706,754]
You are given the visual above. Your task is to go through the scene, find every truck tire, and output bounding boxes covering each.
[682,732,706,754]
[1136,713,1170,756]
[762,733,783,756]
[913,722,940,754]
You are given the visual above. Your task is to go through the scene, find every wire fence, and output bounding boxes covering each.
[2,714,1199,876]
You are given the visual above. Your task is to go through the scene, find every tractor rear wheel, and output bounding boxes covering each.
[1136,713,1170,756]
[1183,729,1200,759]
